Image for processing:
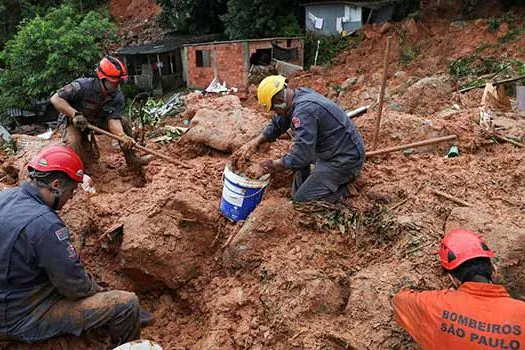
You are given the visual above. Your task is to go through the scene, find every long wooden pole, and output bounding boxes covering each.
[87,124,192,169]
[372,36,392,150]
[366,135,457,157]
[460,74,525,94]
[430,189,472,207]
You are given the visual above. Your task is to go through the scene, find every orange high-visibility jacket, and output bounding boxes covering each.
[392,282,525,350]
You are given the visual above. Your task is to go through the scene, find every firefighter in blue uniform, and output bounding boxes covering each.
[50,56,150,168]
[236,75,365,203]
[0,146,145,346]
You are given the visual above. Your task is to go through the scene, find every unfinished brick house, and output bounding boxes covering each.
[182,37,304,89]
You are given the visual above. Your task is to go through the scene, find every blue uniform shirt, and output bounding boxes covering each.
[0,182,96,335]
[263,88,365,175]
[56,77,124,123]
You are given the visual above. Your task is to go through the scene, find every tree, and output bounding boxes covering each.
[0,0,106,51]
[157,0,227,34]
[0,4,116,111]
[220,0,302,40]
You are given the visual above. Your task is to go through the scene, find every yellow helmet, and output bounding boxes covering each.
[257,75,287,112]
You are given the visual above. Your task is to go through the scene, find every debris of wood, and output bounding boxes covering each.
[481,83,511,112]
[430,189,472,207]
[366,135,457,157]
[0,125,11,142]
[98,223,124,242]
[405,240,438,256]
[493,133,525,148]
[460,74,525,93]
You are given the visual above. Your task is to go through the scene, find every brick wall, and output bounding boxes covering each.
[186,42,246,89]
[186,38,304,89]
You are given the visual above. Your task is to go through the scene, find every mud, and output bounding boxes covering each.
[3,9,525,350]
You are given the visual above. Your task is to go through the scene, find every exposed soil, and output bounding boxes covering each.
[2,7,525,350]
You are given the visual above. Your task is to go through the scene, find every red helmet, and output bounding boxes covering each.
[28,146,85,183]
[96,55,128,83]
[439,229,494,270]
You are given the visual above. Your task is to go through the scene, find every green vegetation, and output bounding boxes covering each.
[304,33,363,68]
[0,4,116,123]
[399,45,420,66]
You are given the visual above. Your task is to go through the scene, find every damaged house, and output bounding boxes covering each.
[183,37,304,90]
[304,0,400,36]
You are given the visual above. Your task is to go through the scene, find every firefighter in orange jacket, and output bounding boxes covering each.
[392,229,525,350]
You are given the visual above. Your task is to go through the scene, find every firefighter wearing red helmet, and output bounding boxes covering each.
[50,55,150,168]
[0,146,151,346]
[392,229,525,349]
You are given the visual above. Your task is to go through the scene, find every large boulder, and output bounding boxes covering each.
[222,197,295,270]
[400,76,454,116]
[182,94,268,152]
[120,190,221,289]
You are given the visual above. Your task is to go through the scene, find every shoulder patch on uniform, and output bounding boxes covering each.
[292,116,301,128]
[55,227,69,241]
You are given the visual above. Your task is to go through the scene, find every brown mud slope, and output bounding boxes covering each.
[3,14,525,350]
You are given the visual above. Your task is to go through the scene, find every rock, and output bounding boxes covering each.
[389,101,404,112]
[182,95,267,153]
[404,18,419,38]
[400,76,453,115]
[223,197,295,270]
[437,108,459,119]
[380,22,393,34]
[341,77,358,90]
[357,75,365,85]
[309,65,322,74]
[120,190,220,289]
[343,261,438,348]
[394,71,408,80]
[496,22,510,39]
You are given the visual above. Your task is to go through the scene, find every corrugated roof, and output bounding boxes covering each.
[303,0,399,9]
[118,34,222,55]
[183,36,304,48]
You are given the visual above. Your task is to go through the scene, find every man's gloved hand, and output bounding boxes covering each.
[259,159,281,173]
[72,112,88,132]
[119,133,136,151]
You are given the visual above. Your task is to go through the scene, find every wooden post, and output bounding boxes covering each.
[372,36,392,150]
[517,85,525,111]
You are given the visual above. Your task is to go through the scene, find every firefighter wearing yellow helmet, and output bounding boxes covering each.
[233,75,365,203]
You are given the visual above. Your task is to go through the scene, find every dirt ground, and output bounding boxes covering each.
[2,4,525,350]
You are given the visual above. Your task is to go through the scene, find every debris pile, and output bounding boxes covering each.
[3,9,525,350]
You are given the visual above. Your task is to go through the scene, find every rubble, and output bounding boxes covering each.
[4,8,525,350]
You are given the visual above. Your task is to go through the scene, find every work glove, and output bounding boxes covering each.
[72,112,88,132]
[119,133,136,151]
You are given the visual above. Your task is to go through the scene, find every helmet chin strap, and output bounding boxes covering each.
[273,88,288,110]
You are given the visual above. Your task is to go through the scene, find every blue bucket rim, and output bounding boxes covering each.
[224,163,270,189]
